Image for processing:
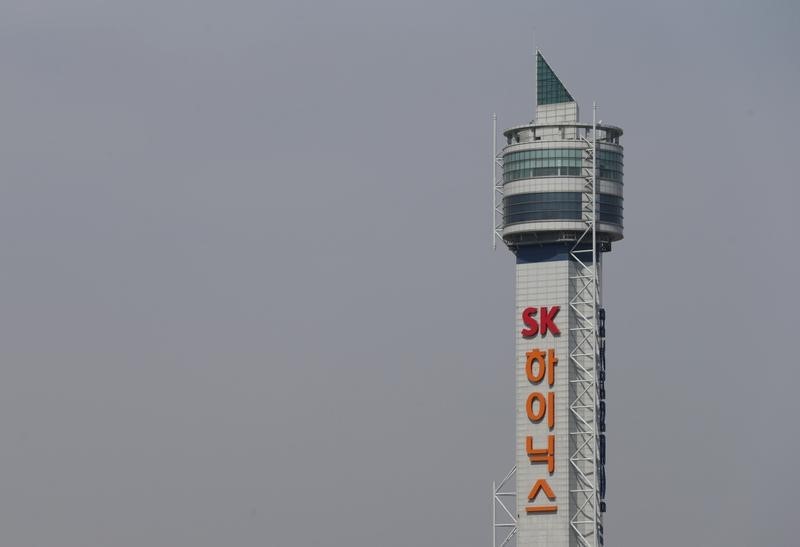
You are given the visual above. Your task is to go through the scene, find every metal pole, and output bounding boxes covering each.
[591,100,599,544]
[532,34,536,113]
[492,113,497,250]
[592,102,597,271]
[492,480,497,547]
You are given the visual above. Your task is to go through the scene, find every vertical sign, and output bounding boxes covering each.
[521,306,560,514]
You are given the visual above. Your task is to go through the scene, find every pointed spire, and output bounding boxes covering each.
[536,51,574,105]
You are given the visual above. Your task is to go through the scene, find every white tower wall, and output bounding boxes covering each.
[514,257,572,546]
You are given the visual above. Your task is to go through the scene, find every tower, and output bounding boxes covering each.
[491,51,623,547]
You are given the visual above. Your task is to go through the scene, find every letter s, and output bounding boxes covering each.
[521,307,539,337]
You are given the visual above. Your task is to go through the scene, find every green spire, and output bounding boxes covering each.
[536,51,574,105]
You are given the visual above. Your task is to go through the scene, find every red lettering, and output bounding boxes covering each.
[522,306,560,337]
[521,307,538,337]
[539,306,560,336]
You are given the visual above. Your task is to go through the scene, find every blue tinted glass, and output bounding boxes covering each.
[503,192,623,227]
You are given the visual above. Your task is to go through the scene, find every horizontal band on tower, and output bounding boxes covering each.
[503,192,623,227]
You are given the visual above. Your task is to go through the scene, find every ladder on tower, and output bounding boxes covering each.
[567,104,603,547]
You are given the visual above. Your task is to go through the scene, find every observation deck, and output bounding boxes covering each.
[499,53,625,250]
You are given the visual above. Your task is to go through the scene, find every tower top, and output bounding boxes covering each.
[534,51,578,124]
[494,50,624,250]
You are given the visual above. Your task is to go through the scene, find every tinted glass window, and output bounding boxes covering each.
[503,192,623,227]
[502,148,623,183]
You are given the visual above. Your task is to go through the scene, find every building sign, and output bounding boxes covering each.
[521,305,560,514]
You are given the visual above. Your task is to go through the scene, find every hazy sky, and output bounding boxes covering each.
[1,1,798,546]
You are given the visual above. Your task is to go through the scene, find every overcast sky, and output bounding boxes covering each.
[1,1,798,546]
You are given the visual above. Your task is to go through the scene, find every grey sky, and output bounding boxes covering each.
[1,1,798,545]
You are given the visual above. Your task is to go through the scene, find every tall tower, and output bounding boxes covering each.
[491,51,623,547]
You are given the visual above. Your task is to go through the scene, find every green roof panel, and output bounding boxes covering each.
[537,52,574,105]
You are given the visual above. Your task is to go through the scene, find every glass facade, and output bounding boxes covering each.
[503,192,582,224]
[598,149,623,183]
[503,149,582,182]
[503,192,623,227]
[503,148,623,183]
[598,194,623,226]
[537,52,574,105]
